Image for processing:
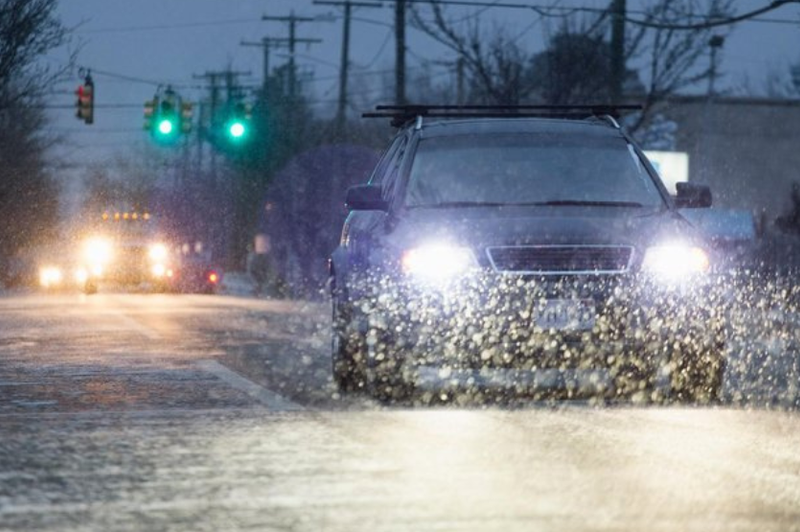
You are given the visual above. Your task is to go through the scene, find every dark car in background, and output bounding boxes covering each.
[175,248,223,294]
[329,106,727,403]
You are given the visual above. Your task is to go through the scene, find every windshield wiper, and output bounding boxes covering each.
[538,199,646,208]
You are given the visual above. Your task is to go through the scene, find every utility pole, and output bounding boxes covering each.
[314,1,382,133]
[456,55,465,105]
[609,0,626,105]
[262,12,322,100]
[192,69,251,177]
[241,37,292,93]
[193,69,251,130]
[193,72,224,184]
[707,35,725,98]
[192,69,250,269]
[395,0,406,105]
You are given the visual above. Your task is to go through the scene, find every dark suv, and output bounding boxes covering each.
[330,106,726,403]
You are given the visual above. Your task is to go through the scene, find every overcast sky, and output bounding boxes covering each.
[45,0,800,174]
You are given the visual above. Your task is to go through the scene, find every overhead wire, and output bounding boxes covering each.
[74,17,263,34]
[65,3,800,35]
[358,28,394,69]
[386,0,800,26]
[511,0,562,42]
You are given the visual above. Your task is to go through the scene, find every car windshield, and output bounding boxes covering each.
[406,133,663,208]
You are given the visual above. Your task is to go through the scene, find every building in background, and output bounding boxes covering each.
[661,96,800,218]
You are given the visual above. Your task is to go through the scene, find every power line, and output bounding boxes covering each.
[623,0,800,30]
[275,52,340,70]
[393,0,800,26]
[80,67,209,89]
[313,1,383,131]
[75,17,262,34]
[40,103,145,109]
[48,128,143,133]
[241,37,294,92]
[262,12,326,98]
[360,28,394,68]
[511,0,558,42]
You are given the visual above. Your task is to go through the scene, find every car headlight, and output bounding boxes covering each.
[149,243,168,261]
[39,267,62,288]
[401,243,477,280]
[74,268,88,284]
[642,244,710,278]
[84,237,112,266]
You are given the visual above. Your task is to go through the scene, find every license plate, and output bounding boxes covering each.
[533,299,596,331]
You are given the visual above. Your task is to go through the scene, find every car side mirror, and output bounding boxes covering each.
[674,182,712,208]
[346,184,387,211]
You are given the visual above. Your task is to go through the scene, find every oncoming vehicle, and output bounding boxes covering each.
[329,105,727,403]
[76,211,177,294]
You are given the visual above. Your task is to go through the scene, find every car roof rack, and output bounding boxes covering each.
[362,104,642,128]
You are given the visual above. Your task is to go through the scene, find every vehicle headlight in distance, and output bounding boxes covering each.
[84,237,112,266]
[39,267,62,288]
[149,243,168,261]
[402,243,477,280]
[74,268,88,284]
[642,244,710,278]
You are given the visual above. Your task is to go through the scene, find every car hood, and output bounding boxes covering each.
[387,206,699,250]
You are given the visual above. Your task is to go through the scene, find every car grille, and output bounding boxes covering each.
[486,245,633,274]
[117,247,146,263]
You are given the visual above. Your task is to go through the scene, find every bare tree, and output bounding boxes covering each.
[409,10,537,105]
[409,0,734,131]
[0,0,71,270]
[0,0,71,107]
[735,61,800,99]
[625,0,735,130]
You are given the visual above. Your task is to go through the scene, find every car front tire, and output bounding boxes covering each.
[670,346,726,404]
[331,293,367,394]
[83,280,97,295]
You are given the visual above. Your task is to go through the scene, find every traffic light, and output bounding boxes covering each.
[181,101,194,133]
[145,90,193,144]
[228,120,246,138]
[156,99,177,138]
[143,98,157,131]
[75,74,94,125]
[225,102,252,142]
[147,89,180,143]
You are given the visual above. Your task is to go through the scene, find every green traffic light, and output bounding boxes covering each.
[228,121,246,139]
[158,119,174,135]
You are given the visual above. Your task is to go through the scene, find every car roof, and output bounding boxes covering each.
[415,117,624,139]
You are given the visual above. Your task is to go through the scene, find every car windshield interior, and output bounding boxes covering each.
[405,133,663,207]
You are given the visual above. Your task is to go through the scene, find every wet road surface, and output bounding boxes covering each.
[1,292,800,531]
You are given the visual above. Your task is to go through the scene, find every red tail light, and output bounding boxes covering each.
[208,272,218,283]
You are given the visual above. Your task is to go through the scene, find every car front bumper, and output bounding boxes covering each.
[346,271,729,378]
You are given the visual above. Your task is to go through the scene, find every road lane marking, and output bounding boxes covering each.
[104,308,162,340]
[196,359,304,411]
[0,407,267,420]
